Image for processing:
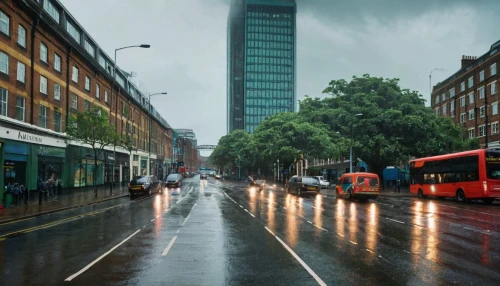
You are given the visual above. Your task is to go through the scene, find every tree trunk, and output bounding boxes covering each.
[94,154,98,198]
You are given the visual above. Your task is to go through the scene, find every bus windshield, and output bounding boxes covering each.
[486,151,500,179]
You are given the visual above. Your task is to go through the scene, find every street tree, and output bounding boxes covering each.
[66,107,117,197]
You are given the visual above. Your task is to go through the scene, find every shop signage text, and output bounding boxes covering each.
[19,132,43,143]
[35,146,65,157]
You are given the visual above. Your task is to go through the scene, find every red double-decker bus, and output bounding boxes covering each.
[409,149,500,204]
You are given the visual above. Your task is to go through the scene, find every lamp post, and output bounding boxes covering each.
[350,113,363,173]
[429,68,444,99]
[110,44,149,194]
[148,92,168,175]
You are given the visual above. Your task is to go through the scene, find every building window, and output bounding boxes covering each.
[435,108,440,115]
[66,21,80,43]
[435,95,440,104]
[479,87,485,99]
[469,110,475,120]
[54,53,61,72]
[480,70,485,82]
[85,76,90,91]
[43,0,60,23]
[491,82,497,95]
[442,104,447,115]
[441,93,445,102]
[0,51,8,74]
[493,102,499,115]
[18,25,26,47]
[54,83,61,100]
[468,76,474,88]
[98,55,106,68]
[468,92,474,104]
[492,122,499,135]
[460,113,466,123]
[54,111,62,132]
[15,96,25,122]
[71,93,78,110]
[38,105,47,128]
[0,88,7,116]
[491,63,497,76]
[105,90,108,103]
[0,10,9,36]
[479,125,486,137]
[480,106,485,117]
[72,66,79,83]
[84,40,95,57]
[460,96,465,107]
[40,42,48,63]
[96,84,100,98]
[449,88,455,98]
[40,75,48,94]
[469,128,475,139]
[460,82,465,92]
[450,101,455,116]
[16,61,25,83]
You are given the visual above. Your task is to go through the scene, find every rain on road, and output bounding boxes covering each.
[1,176,500,285]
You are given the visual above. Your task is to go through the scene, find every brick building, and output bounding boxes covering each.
[0,0,175,199]
[432,40,500,147]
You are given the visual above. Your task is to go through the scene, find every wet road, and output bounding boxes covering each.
[2,176,500,285]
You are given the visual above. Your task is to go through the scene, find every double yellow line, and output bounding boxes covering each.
[0,195,152,239]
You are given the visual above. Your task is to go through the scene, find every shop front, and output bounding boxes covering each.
[140,156,148,176]
[32,145,65,193]
[66,145,104,189]
[116,152,130,186]
[2,141,29,193]
[104,151,116,187]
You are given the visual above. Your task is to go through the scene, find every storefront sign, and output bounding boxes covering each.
[1,127,66,148]
[18,132,43,143]
[106,154,116,163]
[34,146,65,157]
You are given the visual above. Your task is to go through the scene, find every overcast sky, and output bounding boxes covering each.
[60,0,500,156]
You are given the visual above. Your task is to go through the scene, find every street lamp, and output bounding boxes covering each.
[109,44,150,195]
[429,68,444,99]
[148,92,168,176]
[350,113,363,173]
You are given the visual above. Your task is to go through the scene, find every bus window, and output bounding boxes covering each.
[486,151,500,179]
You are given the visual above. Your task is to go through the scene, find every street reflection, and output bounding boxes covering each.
[425,201,438,262]
[366,203,379,258]
[335,199,346,238]
[267,191,276,232]
[154,195,163,236]
[200,180,207,193]
[248,187,257,215]
[411,201,423,263]
[313,195,323,234]
[284,194,300,248]
[348,202,358,244]
[481,234,490,264]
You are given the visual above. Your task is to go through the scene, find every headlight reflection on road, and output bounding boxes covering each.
[348,202,358,244]
[154,195,163,237]
[285,194,299,248]
[335,199,346,239]
[267,189,276,232]
[313,195,323,234]
[366,203,379,260]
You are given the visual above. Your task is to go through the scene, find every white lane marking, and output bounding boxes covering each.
[161,235,178,256]
[386,218,405,224]
[239,205,244,208]
[337,233,345,237]
[244,209,256,218]
[349,240,358,245]
[65,229,141,281]
[175,229,180,234]
[313,225,328,232]
[265,229,327,286]
[307,221,312,224]
[366,249,374,253]
[151,219,155,222]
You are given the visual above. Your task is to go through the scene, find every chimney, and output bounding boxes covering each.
[461,55,477,68]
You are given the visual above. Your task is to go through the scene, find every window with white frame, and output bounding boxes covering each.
[54,83,61,100]
[71,94,78,110]
[43,0,60,23]
[491,63,497,76]
[479,125,486,137]
[0,10,9,36]
[72,66,78,83]
[104,90,108,103]
[66,21,80,43]
[54,53,61,72]
[84,40,95,57]
[441,93,445,102]
[460,96,465,107]
[479,87,485,99]
[491,82,497,95]
[480,70,485,82]
[468,76,474,88]
[469,128,475,139]
[85,76,90,91]
[0,51,8,74]
[40,75,47,94]
[435,108,440,115]
[468,92,474,104]
[460,113,466,123]
[15,96,25,122]
[450,100,455,113]
[435,95,440,104]
[469,109,475,120]
[98,55,106,68]
[54,111,62,132]
[18,25,26,47]
[460,82,465,92]
[480,106,485,117]
[38,105,47,128]
[449,88,455,98]
[40,42,48,62]
[17,61,25,83]
[493,102,498,115]
[96,84,100,98]
[442,104,447,115]
[0,88,7,116]
[492,122,499,135]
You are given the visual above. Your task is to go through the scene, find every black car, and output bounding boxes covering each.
[165,173,183,188]
[200,173,207,180]
[128,175,161,197]
[285,176,320,196]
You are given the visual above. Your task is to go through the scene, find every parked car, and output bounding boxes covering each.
[165,173,183,188]
[128,175,161,197]
[336,172,380,200]
[200,173,207,180]
[215,174,222,179]
[285,175,320,196]
[314,176,330,189]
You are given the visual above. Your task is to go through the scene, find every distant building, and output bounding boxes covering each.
[227,0,297,134]
[432,40,500,147]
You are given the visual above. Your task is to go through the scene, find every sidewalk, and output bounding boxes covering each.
[0,185,130,224]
